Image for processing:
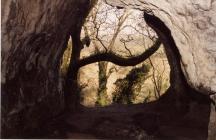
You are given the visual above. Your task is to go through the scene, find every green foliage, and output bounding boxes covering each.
[113,79,132,104]
[125,63,150,82]
[113,63,151,104]
[96,91,110,106]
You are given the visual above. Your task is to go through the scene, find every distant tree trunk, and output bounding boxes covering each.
[1,0,92,138]
[97,61,109,105]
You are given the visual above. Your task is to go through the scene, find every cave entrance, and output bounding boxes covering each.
[60,1,170,108]
[1,0,214,139]
[78,40,170,107]
[59,1,211,139]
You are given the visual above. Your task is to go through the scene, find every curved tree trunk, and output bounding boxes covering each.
[1,0,92,138]
[144,12,212,112]
[144,13,190,105]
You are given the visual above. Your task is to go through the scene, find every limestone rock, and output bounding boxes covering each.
[105,0,216,94]
[104,1,216,139]
[1,0,92,137]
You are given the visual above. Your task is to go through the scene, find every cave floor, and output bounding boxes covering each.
[43,97,210,140]
[69,104,209,140]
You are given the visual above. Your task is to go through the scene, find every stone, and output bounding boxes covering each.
[105,0,216,94]
[1,0,94,137]
[104,1,216,140]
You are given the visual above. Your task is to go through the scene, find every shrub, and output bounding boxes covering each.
[113,63,151,104]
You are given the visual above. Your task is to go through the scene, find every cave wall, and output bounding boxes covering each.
[1,0,216,138]
[1,0,93,137]
[105,0,216,139]
[105,0,216,94]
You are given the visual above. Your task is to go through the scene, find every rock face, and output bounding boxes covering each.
[1,0,92,137]
[105,0,216,139]
[105,0,216,94]
[107,0,216,140]
[1,0,215,139]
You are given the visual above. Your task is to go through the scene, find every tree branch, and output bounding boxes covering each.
[78,39,161,68]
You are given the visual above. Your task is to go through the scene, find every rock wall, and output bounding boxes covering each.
[1,0,92,137]
[1,0,215,138]
[105,0,216,94]
[105,1,216,140]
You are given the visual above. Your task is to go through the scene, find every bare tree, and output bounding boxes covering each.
[81,2,164,105]
[86,3,132,105]
[63,1,161,110]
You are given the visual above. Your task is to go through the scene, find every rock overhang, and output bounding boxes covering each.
[104,0,216,94]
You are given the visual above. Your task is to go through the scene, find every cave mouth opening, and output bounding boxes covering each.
[57,2,209,139]
[53,1,214,139]
[1,0,214,139]
[60,1,171,109]
[77,41,170,107]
